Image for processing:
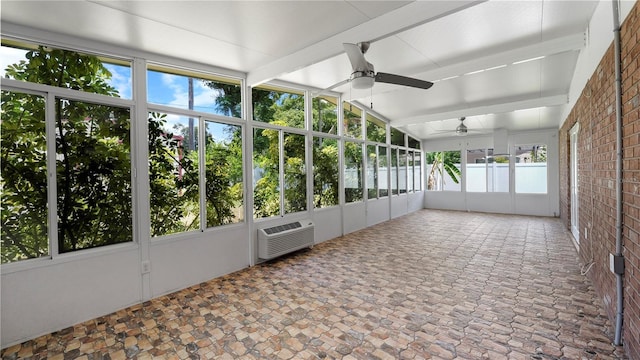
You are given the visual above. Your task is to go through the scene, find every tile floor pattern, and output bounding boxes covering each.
[2,210,628,359]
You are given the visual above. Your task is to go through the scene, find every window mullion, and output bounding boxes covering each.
[198,116,206,231]
[46,93,59,259]
[279,130,285,216]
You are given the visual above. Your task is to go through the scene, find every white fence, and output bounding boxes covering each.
[428,163,547,193]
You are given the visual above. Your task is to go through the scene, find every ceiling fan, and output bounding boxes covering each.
[431,117,487,137]
[316,42,434,95]
[455,117,469,136]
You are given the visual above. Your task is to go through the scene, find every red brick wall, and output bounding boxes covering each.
[559,3,640,358]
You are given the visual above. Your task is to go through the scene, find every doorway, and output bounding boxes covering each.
[570,123,580,243]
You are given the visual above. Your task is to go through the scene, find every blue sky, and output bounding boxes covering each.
[1,45,231,142]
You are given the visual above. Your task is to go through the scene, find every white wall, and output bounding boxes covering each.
[149,226,250,297]
[1,247,142,346]
[367,198,390,227]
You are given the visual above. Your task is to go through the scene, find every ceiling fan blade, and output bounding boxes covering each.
[311,78,350,97]
[375,72,433,90]
[343,43,370,72]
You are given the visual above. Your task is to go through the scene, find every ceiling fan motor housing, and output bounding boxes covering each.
[351,70,376,89]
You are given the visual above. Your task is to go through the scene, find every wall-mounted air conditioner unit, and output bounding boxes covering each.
[258,220,314,260]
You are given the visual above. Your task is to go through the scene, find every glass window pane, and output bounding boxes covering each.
[408,136,420,149]
[390,128,404,146]
[344,141,363,202]
[253,86,304,128]
[391,149,398,195]
[379,147,389,197]
[284,133,307,213]
[57,99,132,252]
[313,96,338,134]
[516,144,547,193]
[426,151,461,191]
[147,66,241,117]
[488,149,509,192]
[149,112,200,237]
[367,145,378,199]
[205,121,244,227]
[253,128,280,218]
[466,149,487,192]
[1,41,132,99]
[408,152,415,192]
[414,151,422,191]
[399,149,407,194]
[1,91,49,263]
[313,137,339,208]
[343,102,362,139]
[366,113,386,143]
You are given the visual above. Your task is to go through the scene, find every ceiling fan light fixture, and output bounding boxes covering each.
[456,119,468,136]
[351,71,375,89]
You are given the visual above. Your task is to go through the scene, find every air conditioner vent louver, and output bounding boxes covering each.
[258,220,314,260]
[263,221,302,235]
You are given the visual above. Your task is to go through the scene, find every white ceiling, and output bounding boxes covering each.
[1,0,600,140]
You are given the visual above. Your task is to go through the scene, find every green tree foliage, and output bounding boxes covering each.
[313,138,339,208]
[1,91,48,262]
[1,46,245,263]
[284,133,306,213]
[148,113,200,236]
[344,141,363,202]
[426,151,461,190]
[204,124,243,226]
[313,97,337,134]
[1,46,132,262]
[531,145,547,162]
[250,88,308,217]
[253,127,281,218]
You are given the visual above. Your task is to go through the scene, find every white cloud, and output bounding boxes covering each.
[0,47,28,78]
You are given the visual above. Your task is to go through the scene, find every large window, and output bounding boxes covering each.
[2,91,49,262]
[149,112,200,236]
[313,137,339,208]
[466,148,509,192]
[284,133,307,213]
[367,145,378,199]
[390,128,405,146]
[366,113,386,143]
[515,144,547,194]
[1,41,132,99]
[204,121,244,227]
[58,100,132,253]
[253,128,280,218]
[408,151,415,192]
[313,96,338,134]
[399,149,407,194]
[343,102,362,139]
[253,85,304,128]
[344,141,363,202]
[379,147,389,197]
[147,65,241,118]
[2,43,134,264]
[413,151,422,191]
[391,148,399,195]
[253,127,307,217]
[408,136,421,149]
[426,151,461,191]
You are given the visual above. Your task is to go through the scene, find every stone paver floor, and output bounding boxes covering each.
[1,210,628,359]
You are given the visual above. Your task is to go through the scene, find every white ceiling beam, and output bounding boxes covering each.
[413,33,586,83]
[391,94,569,126]
[246,0,483,87]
